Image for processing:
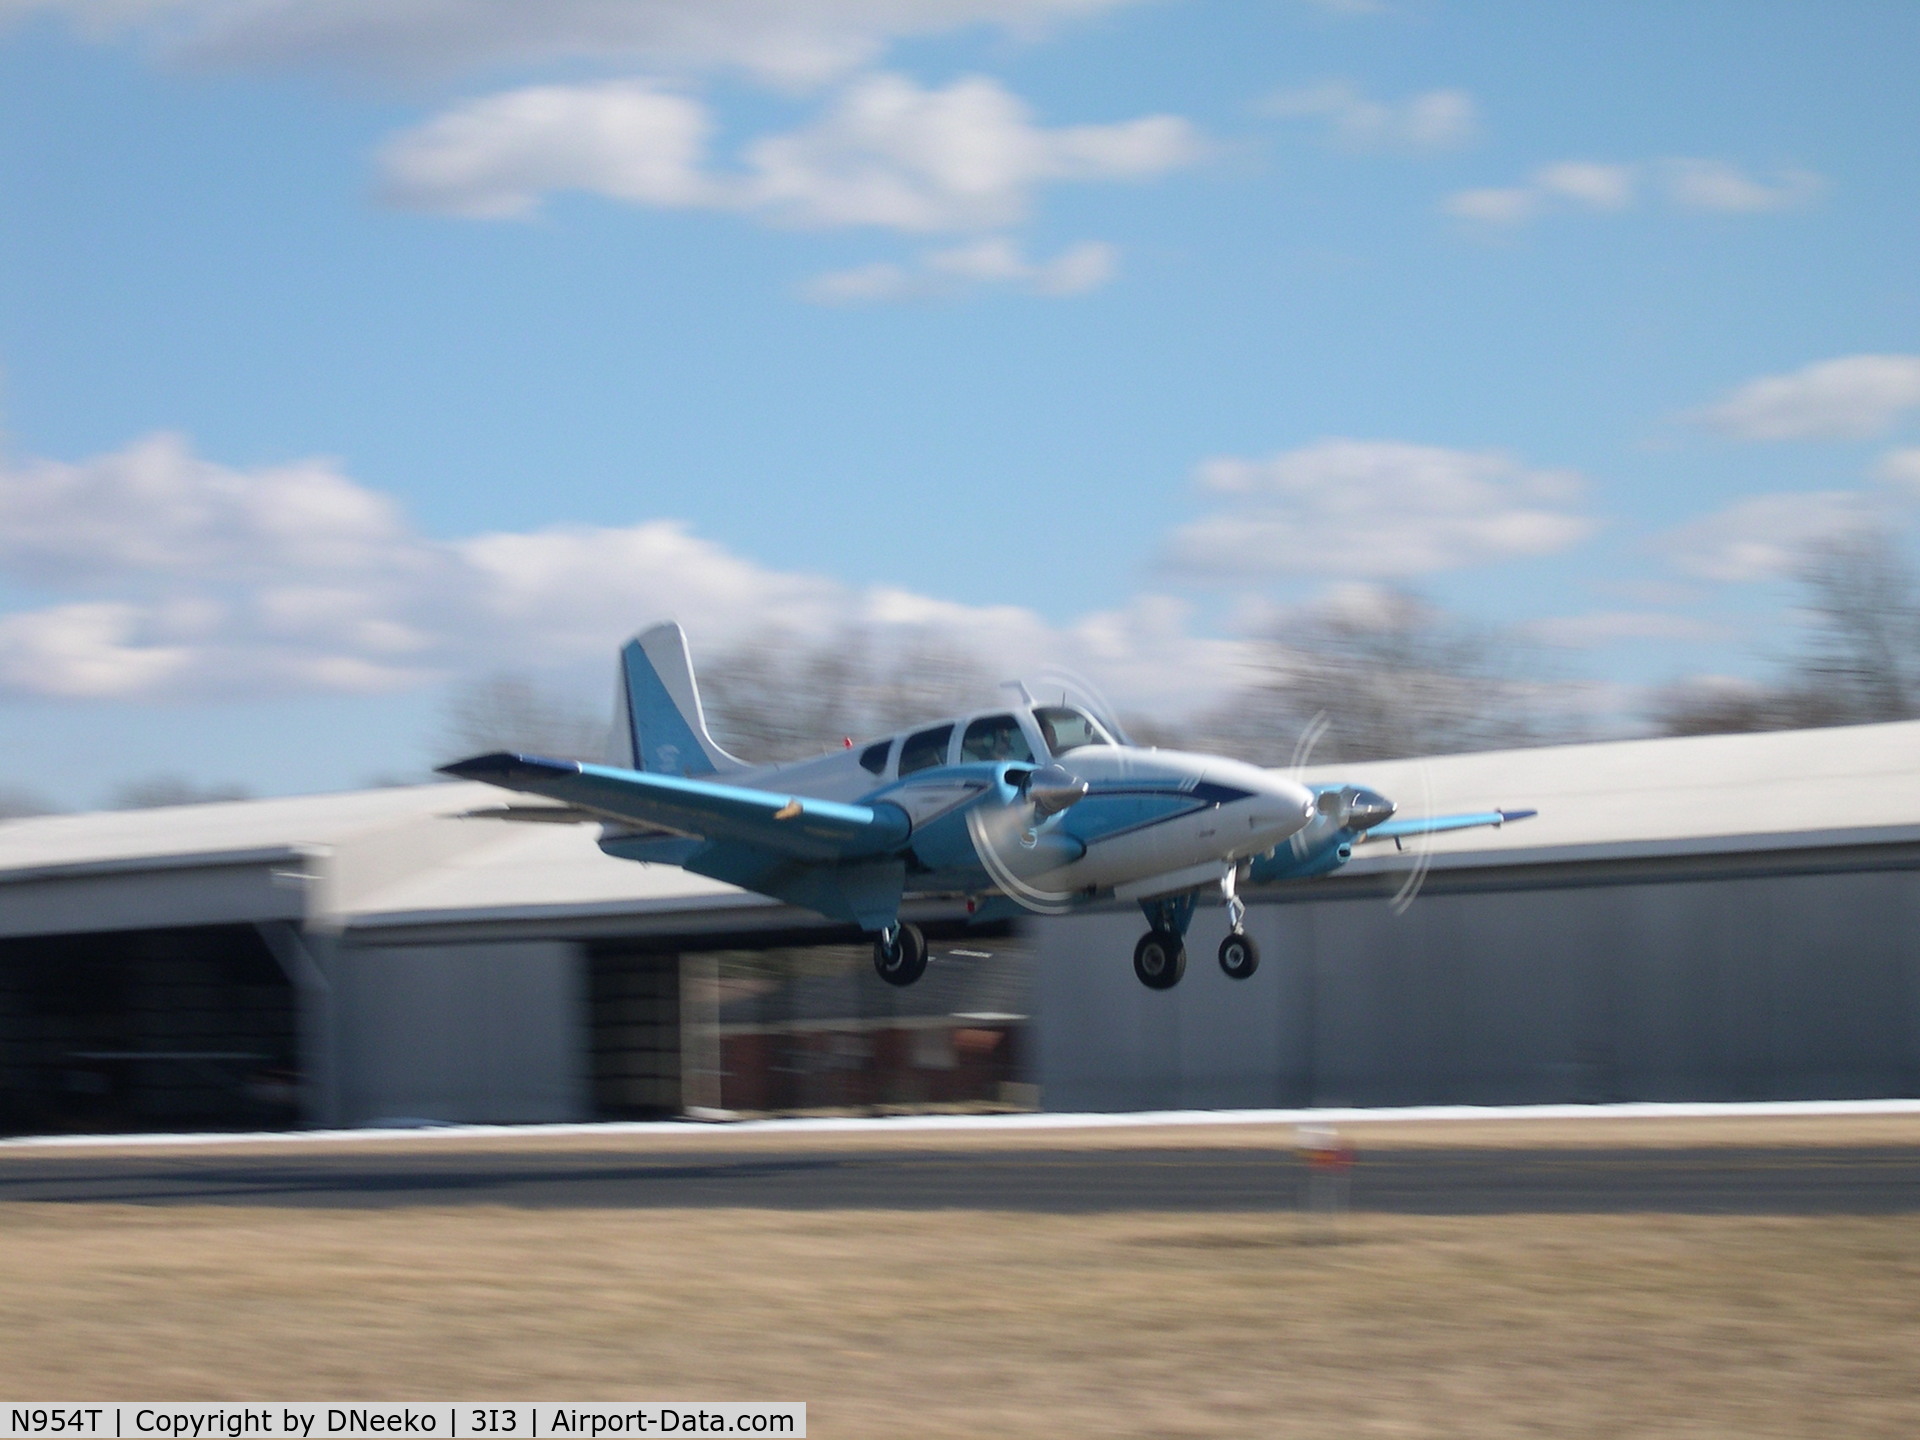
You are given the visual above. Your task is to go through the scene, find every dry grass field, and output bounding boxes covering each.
[3,1115,1919,1438]
[1,1204,1917,1436]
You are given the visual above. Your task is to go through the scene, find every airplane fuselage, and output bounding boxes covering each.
[643,703,1318,909]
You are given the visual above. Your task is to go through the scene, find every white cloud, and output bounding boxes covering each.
[802,237,1116,302]
[0,432,1252,711]
[1657,491,1878,582]
[0,431,408,584]
[1166,438,1594,580]
[446,519,850,660]
[0,603,192,699]
[1263,81,1477,150]
[377,72,1204,231]
[1875,447,1920,495]
[376,80,717,220]
[4,0,1143,87]
[798,260,915,304]
[1443,185,1537,225]
[1445,161,1637,224]
[741,73,1202,231]
[1689,355,1920,441]
[1662,158,1822,213]
[1535,160,1636,209]
[1446,157,1821,226]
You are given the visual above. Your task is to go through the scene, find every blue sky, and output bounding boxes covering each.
[2,0,1917,807]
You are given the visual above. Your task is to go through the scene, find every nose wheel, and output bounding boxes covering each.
[873,922,928,987]
[1216,866,1258,978]
[1217,930,1259,979]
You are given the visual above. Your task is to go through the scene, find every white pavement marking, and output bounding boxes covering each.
[5,1099,1920,1151]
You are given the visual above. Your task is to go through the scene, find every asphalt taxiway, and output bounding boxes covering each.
[1,1144,1916,1214]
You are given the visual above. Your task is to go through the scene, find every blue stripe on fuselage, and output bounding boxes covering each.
[1065,781,1256,848]
[1185,780,1257,806]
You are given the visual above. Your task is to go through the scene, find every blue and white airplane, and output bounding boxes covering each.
[443,624,1533,990]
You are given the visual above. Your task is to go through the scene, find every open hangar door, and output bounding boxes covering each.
[603,921,1033,1118]
[0,923,300,1137]
[586,938,682,1119]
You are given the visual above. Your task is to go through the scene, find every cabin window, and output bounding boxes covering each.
[1032,705,1113,756]
[898,724,954,776]
[960,713,1036,764]
[858,740,892,776]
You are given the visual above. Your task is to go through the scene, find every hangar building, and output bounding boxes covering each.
[1038,719,1920,1110]
[1,719,1917,1134]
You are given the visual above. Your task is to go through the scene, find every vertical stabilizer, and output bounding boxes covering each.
[610,623,745,776]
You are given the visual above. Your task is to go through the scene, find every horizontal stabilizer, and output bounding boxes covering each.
[439,752,911,862]
[1360,808,1537,843]
[458,804,603,825]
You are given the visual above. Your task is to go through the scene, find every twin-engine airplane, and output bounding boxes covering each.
[443,624,1533,990]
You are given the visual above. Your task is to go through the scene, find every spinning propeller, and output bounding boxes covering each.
[1384,759,1436,914]
[964,669,1116,914]
[964,762,1089,916]
[1289,711,1437,913]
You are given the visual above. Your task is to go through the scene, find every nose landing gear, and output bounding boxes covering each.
[873,922,928,986]
[1217,930,1259,980]
[1218,865,1259,980]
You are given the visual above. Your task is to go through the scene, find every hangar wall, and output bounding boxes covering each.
[1034,859,1920,1111]
[326,940,590,1126]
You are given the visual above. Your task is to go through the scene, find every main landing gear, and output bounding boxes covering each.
[1132,892,1194,990]
[873,922,928,987]
[1132,928,1186,990]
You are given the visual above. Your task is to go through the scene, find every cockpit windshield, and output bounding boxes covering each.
[1032,705,1114,756]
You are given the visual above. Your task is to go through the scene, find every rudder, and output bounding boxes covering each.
[611,622,745,776]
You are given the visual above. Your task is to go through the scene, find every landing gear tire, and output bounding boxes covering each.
[873,922,928,987]
[1218,931,1259,980]
[1133,929,1187,990]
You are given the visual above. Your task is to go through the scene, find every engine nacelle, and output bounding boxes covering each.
[1246,828,1353,884]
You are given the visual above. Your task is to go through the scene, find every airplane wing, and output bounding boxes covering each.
[1357,808,1537,844]
[439,752,911,862]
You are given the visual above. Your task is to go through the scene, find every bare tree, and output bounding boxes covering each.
[440,673,611,763]
[1648,526,1920,737]
[698,627,993,763]
[1195,590,1562,765]
[1111,711,1193,750]
[1780,528,1920,724]
[429,634,990,774]
[0,784,58,821]
[698,630,873,761]
[110,775,253,809]
[1644,677,1784,737]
